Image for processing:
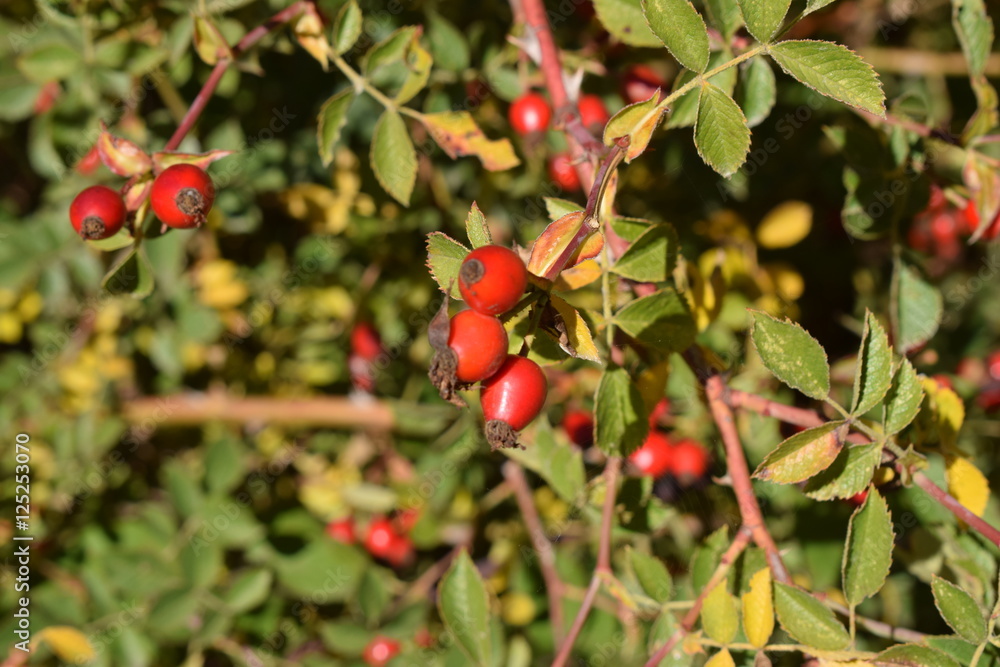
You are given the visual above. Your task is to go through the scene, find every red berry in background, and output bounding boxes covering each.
[548,154,581,192]
[962,200,979,235]
[848,489,869,507]
[33,81,60,114]
[629,431,673,477]
[578,94,610,129]
[977,384,1000,412]
[561,409,594,447]
[508,92,551,135]
[459,245,528,316]
[648,397,670,426]
[362,636,401,666]
[481,355,547,449]
[325,517,355,544]
[987,351,1000,381]
[365,518,412,567]
[351,322,383,361]
[623,64,665,104]
[448,309,508,383]
[907,221,931,253]
[932,374,953,390]
[70,185,127,240]
[150,163,215,228]
[670,438,710,479]
[957,357,986,386]
[76,144,101,176]
[392,508,420,534]
[414,627,435,648]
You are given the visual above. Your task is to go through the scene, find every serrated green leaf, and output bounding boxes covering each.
[395,39,433,105]
[630,549,673,603]
[425,232,469,298]
[612,223,679,282]
[317,89,355,166]
[615,289,697,353]
[753,421,845,484]
[371,110,417,205]
[876,644,962,667]
[427,10,470,71]
[843,488,893,606]
[953,0,993,77]
[610,216,654,242]
[595,366,649,456]
[594,0,662,47]
[768,40,885,115]
[773,582,851,650]
[804,0,839,14]
[702,578,740,644]
[691,527,731,591]
[891,260,942,355]
[102,245,154,299]
[544,197,583,221]
[738,0,792,42]
[666,51,738,128]
[603,91,668,163]
[333,0,363,55]
[465,202,491,248]
[923,637,995,666]
[438,550,492,665]
[642,0,710,72]
[885,358,924,435]
[705,0,744,39]
[750,310,830,399]
[804,443,881,500]
[695,82,751,178]
[738,57,777,128]
[852,311,894,416]
[364,26,418,74]
[931,576,987,644]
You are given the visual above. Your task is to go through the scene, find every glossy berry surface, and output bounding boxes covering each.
[481,355,547,431]
[351,322,383,361]
[670,438,710,479]
[362,636,401,666]
[629,431,672,477]
[459,245,528,316]
[561,409,594,447]
[509,92,551,135]
[70,185,127,240]
[448,309,509,383]
[150,164,215,228]
[548,154,581,192]
[848,489,869,507]
[578,94,610,129]
[325,517,355,544]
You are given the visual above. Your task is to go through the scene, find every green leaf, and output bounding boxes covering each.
[842,488,894,606]
[593,0,663,47]
[358,569,390,623]
[17,42,79,83]
[737,0,792,42]
[102,245,155,299]
[611,216,654,242]
[804,443,881,501]
[612,223,679,282]
[691,527,731,590]
[630,549,673,603]
[738,56,777,128]
[694,82,751,178]
[544,197,583,221]
[768,40,885,116]
[371,110,417,205]
[603,91,669,163]
[504,424,586,503]
[666,51,738,128]
[884,358,924,435]
[426,232,469,298]
[953,0,993,77]
[701,578,740,644]
[465,202,492,248]
[614,289,697,354]
[317,89,355,167]
[275,541,365,601]
[749,310,830,400]
[923,637,995,666]
[876,644,962,667]
[595,365,649,456]
[753,421,846,484]
[705,0,744,40]
[438,550,492,666]
[773,582,851,650]
[181,539,221,589]
[804,0,840,15]
[333,0,363,55]
[840,167,894,239]
[891,260,942,355]
[931,576,987,644]
[223,570,273,614]
[427,10,470,71]
[642,0,710,72]
[851,311,894,416]
[395,39,433,105]
[364,26,419,74]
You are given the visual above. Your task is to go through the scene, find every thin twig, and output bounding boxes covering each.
[914,472,1000,547]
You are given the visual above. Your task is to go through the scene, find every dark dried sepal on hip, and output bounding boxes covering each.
[485,419,523,450]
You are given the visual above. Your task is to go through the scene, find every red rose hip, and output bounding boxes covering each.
[481,355,547,449]
[325,517,355,544]
[509,92,551,135]
[562,409,594,447]
[70,185,127,240]
[578,94,610,129]
[150,163,215,228]
[351,322,383,361]
[362,636,401,666]
[448,309,509,383]
[669,438,710,479]
[548,154,581,192]
[629,431,673,477]
[458,245,527,316]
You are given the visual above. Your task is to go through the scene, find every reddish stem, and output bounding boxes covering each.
[914,472,1000,547]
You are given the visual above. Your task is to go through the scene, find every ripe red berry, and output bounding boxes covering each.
[509,92,551,135]
[648,398,670,427]
[848,489,869,507]
[150,164,215,228]
[70,185,127,240]
[957,357,986,386]
[623,64,665,104]
[578,94,610,129]
[561,409,594,448]
[670,438,710,479]
[458,245,528,316]
[548,154,581,192]
[33,81,60,114]
[448,309,509,383]
[365,518,397,557]
[351,322,383,361]
[962,200,979,235]
[392,508,420,534]
[76,144,101,176]
[629,431,673,477]
[932,374,954,390]
[325,517,355,544]
[977,385,1000,412]
[988,351,1000,381]
[362,636,401,666]
[481,355,547,449]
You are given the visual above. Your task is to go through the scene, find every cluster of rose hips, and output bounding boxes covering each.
[69,162,215,240]
[326,509,418,568]
[908,184,999,260]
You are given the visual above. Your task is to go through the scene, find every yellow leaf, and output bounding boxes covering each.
[527,211,601,280]
[706,648,736,667]
[919,377,964,447]
[549,296,601,363]
[603,90,668,162]
[681,630,705,655]
[637,361,670,413]
[946,456,990,517]
[38,626,96,663]
[756,201,812,249]
[553,259,602,291]
[701,578,739,644]
[420,111,520,171]
[742,567,774,649]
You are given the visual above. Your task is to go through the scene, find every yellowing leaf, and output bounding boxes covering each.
[97,124,152,177]
[603,90,668,162]
[701,578,739,644]
[706,648,737,667]
[742,568,774,648]
[756,201,812,248]
[37,626,96,663]
[918,377,965,447]
[420,111,520,171]
[294,5,332,70]
[527,211,602,281]
[553,259,601,291]
[550,296,601,362]
[192,14,233,66]
[946,456,990,517]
